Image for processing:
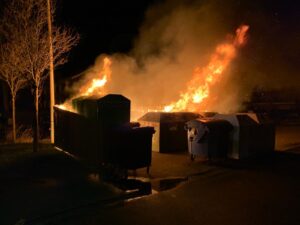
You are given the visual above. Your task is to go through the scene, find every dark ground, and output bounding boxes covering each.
[0,124,300,225]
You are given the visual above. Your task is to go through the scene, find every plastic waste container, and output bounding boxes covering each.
[186,118,233,160]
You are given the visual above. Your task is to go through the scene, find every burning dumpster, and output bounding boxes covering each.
[54,107,101,164]
[54,94,154,171]
[186,118,233,160]
[72,94,130,125]
[138,112,200,153]
[213,113,275,159]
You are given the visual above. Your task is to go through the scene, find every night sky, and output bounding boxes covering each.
[55,0,300,80]
[0,0,298,80]
[56,0,159,76]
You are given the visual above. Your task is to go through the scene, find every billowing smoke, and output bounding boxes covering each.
[66,0,300,119]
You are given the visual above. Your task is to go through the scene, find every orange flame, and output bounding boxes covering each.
[56,102,75,112]
[57,57,112,111]
[164,25,249,112]
[79,57,112,96]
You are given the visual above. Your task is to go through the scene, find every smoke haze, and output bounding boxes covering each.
[67,0,300,118]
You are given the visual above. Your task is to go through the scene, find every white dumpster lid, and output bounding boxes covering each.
[213,113,262,127]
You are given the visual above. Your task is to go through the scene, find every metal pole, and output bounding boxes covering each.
[47,0,55,143]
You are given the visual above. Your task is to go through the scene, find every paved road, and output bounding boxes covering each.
[54,148,300,225]
[1,124,300,225]
[0,144,122,225]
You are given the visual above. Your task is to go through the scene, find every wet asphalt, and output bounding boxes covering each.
[0,124,300,225]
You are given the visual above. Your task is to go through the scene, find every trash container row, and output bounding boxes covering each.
[54,94,155,170]
[185,113,275,160]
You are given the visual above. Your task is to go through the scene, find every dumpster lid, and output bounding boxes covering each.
[186,118,233,130]
[138,112,200,123]
[72,94,130,103]
[98,94,130,103]
[212,113,274,127]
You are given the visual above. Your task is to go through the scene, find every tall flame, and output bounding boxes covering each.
[164,25,249,112]
[79,57,112,97]
[56,57,112,111]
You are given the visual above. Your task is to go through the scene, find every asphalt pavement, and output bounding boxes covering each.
[45,147,300,225]
[0,124,300,225]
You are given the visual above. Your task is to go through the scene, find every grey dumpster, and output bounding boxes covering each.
[138,112,200,153]
[213,113,275,159]
[186,118,233,160]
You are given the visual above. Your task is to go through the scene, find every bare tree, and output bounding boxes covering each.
[0,2,29,143]
[0,0,79,151]
[0,41,28,142]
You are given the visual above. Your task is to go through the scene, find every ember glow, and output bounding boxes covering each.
[164,25,249,112]
[56,102,75,112]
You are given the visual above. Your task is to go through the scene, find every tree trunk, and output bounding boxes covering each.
[33,86,39,152]
[12,96,16,143]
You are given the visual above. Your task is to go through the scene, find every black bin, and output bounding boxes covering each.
[72,94,130,127]
[110,125,155,170]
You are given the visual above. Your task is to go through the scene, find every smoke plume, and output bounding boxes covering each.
[67,0,300,119]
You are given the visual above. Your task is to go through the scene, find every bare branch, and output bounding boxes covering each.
[0,40,28,99]
[0,0,79,144]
